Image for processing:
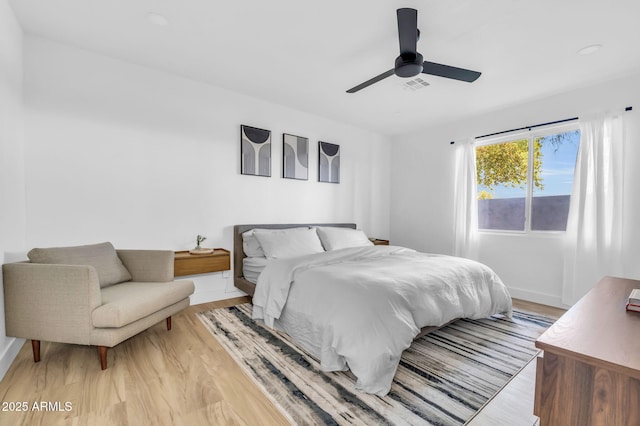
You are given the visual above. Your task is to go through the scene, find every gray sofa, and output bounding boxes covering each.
[2,242,195,369]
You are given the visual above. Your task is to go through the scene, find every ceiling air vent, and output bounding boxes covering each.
[401,77,430,91]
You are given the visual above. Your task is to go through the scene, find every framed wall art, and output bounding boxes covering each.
[318,142,340,183]
[283,133,309,180]
[241,125,271,177]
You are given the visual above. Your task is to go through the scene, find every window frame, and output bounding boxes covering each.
[475,121,580,235]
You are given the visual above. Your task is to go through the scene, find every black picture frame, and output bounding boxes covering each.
[283,133,309,180]
[318,141,340,183]
[241,125,271,177]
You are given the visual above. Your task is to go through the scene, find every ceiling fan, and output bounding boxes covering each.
[346,8,481,93]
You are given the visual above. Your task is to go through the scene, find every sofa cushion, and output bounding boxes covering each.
[28,242,132,288]
[92,280,195,328]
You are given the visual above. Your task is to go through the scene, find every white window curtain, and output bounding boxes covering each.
[453,138,479,259]
[562,111,625,305]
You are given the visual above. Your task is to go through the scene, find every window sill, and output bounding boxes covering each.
[477,230,566,238]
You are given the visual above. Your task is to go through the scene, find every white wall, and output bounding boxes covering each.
[22,36,391,304]
[391,73,640,307]
[0,0,27,379]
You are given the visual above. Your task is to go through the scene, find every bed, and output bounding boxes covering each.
[233,223,512,396]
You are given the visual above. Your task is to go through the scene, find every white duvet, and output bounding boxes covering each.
[252,246,512,396]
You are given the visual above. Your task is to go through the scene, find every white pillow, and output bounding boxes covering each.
[316,227,373,251]
[242,230,266,258]
[253,227,325,259]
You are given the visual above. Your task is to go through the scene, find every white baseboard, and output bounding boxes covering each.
[0,336,25,382]
[507,286,570,309]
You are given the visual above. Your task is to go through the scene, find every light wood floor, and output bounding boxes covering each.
[0,298,565,426]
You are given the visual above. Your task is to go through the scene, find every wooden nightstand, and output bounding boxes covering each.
[370,238,390,245]
[174,249,231,277]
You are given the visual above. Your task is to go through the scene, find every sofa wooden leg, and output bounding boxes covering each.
[32,340,41,363]
[166,316,172,331]
[98,346,108,370]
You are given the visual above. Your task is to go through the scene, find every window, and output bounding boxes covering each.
[475,125,580,232]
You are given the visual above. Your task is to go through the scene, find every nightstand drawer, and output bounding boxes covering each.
[174,249,230,277]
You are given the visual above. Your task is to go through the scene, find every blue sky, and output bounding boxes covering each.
[478,130,580,198]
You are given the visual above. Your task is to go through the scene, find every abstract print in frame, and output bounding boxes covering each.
[283,133,309,180]
[241,125,271,177]
[318,142,340,183]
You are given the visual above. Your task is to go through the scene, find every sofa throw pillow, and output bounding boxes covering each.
[28,242,132,288]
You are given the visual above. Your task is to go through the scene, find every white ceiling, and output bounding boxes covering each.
[9,0,640,136]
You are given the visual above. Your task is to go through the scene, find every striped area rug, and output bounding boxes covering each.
[197,304,554,425]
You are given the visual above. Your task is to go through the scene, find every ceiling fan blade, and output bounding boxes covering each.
[422,61,481,82]
[346,69,395,93]
[397,8,418,55]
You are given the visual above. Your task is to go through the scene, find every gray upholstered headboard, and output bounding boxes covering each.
[233,223,356,296]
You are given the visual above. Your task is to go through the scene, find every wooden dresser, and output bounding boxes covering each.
[534,276,640,425]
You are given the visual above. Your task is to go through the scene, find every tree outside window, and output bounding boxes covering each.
[475,128,580,232]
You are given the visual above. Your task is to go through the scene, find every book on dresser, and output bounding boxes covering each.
[626,288,640,312]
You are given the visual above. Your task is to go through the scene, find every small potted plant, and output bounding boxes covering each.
[190,235,213,254]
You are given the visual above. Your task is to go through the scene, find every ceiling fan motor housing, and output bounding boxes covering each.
[395,52,424,78]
